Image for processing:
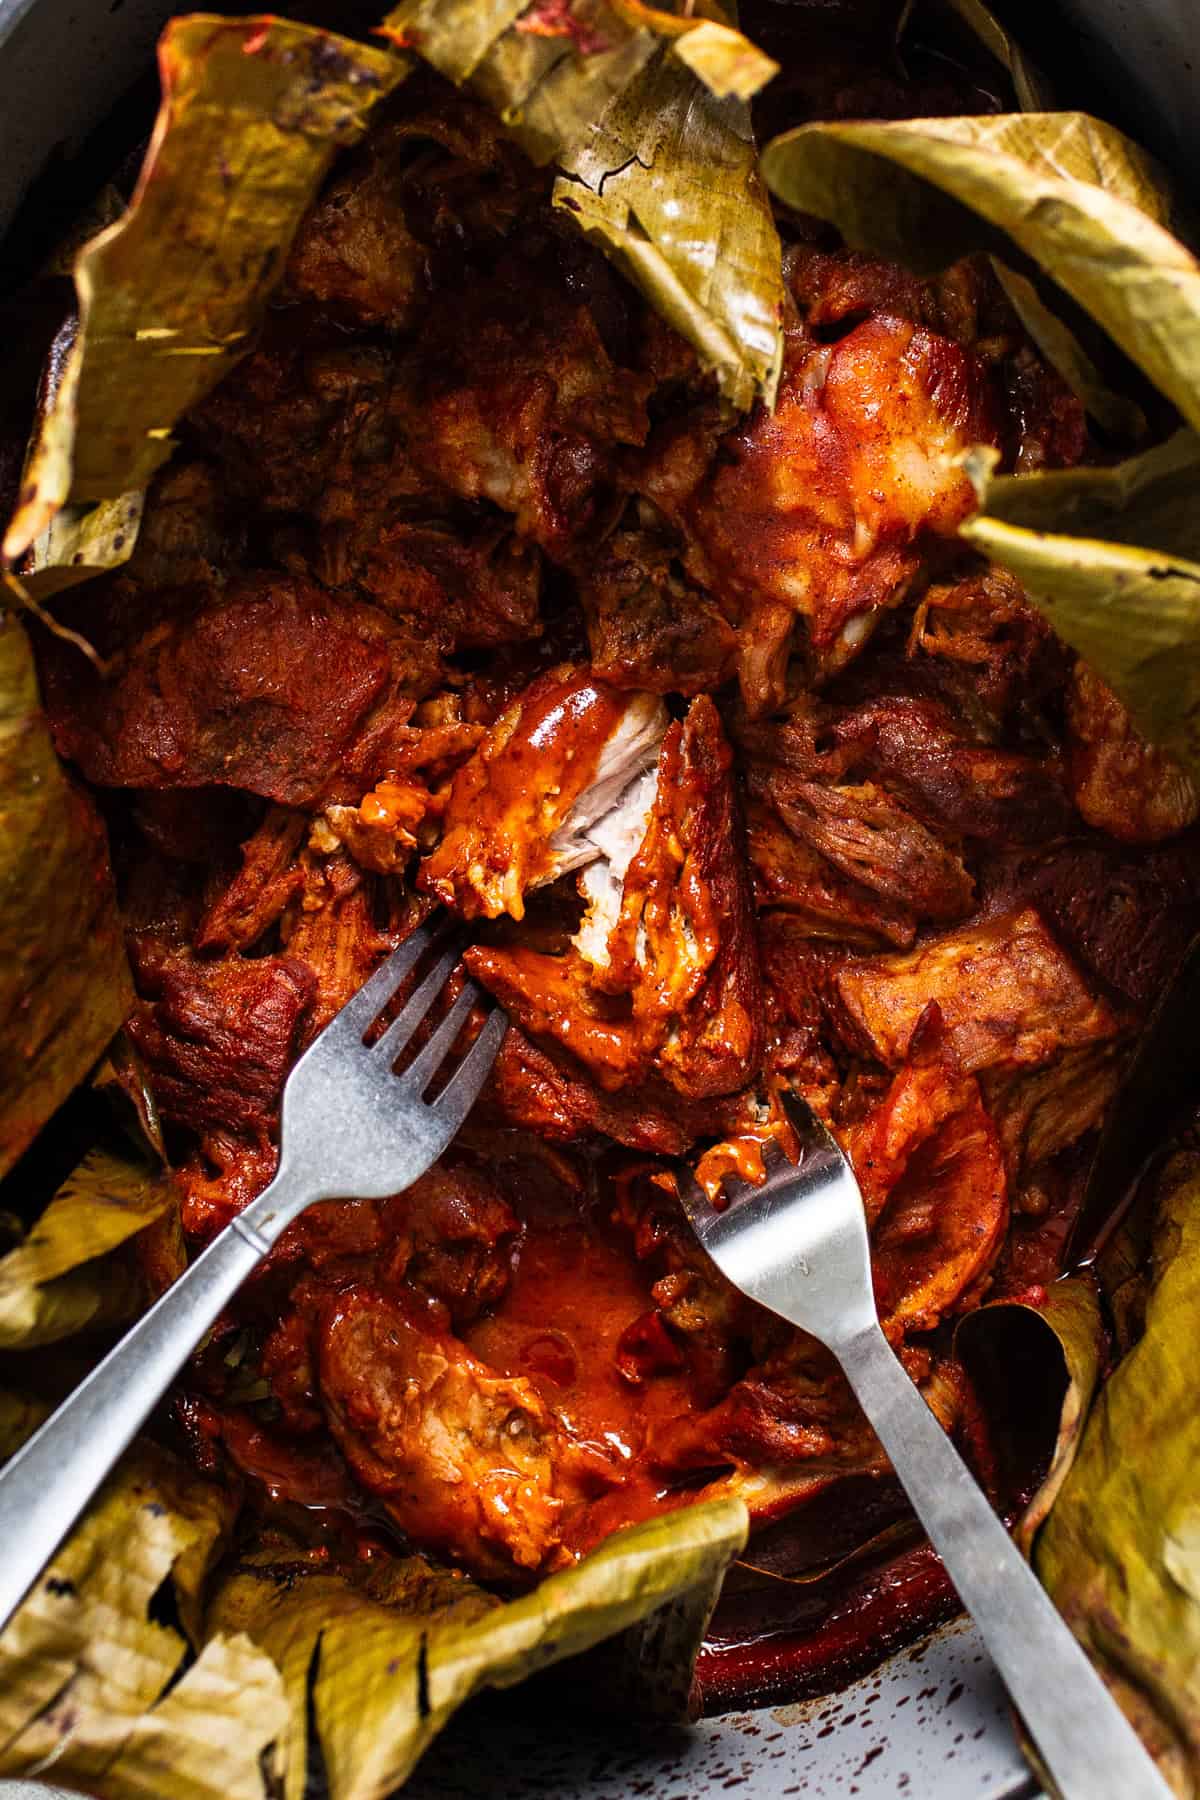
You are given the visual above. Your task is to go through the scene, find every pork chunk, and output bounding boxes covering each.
[834,908,1120,1072]
[580,530,738,695]
[1067,661,1199,844]
[44,578,438,806]
[760,775,975,926]
[318,1287,567,1580]
[486,1026,706,1155]
[127,950,314,1141]
[420,665,667,920]
[687,316,996,705]
[383,1161,519,1324]
[389,248,652,556]
[467,697,764,1103]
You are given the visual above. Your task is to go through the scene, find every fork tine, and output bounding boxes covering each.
[673,1164,722,1237]
[760,1133,792,1177]
[778,1086,840,1153]
[432,1005,508,1134]
[325,917,443,1040]
[372,938,463,1065]
[402,978,482,1095]
[719,1171,759,1206]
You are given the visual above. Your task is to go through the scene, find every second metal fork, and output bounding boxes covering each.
[677,1090,1172,1800]
[0,915,507,1633]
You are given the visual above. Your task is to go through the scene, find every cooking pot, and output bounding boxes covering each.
[0,0,1191,1792]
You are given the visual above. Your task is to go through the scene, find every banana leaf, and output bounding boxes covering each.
[917,1,1149,438]
[377,0,777,135]
[379,0,782,408]
[927,0,1051,112]
[1035,1153,1200,1791]
[0,1461,743,1800]
[0,1443,280,1797]
[211,1496,746,1800]
[759,109,1200,432]
[0,1140,174,1349]
[554,45,784,410]
[955,1276,1106,1555]
[960,431,1200,775]
[0,616,130,1178]
[11,491,146,605]
[0,1392,50,1463]
[2,15,406,574]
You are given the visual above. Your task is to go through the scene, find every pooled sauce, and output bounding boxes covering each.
[463,1183,704,1555]
[30,0,1200,1721]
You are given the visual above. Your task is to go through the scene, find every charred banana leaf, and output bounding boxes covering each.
[2,16,406,574]
[961,432,1200,775]
[1036,1154,1200,1791]
[0,617,130,1177]
[381,0,782,408]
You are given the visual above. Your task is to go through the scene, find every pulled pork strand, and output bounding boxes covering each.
[32,70,1200,1594]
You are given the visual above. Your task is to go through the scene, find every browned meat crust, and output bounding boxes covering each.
[32,71,1200,1586]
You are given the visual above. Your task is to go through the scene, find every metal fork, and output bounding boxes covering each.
[677,1090,1172,1800]
[0,916,507,1634]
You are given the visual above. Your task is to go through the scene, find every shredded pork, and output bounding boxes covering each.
[30,66,1200,1586]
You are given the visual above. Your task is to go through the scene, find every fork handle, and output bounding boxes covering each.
[0,1168,304,1636]
[838,1323,1171,1800]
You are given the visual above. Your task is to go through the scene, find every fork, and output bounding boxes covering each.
[0,916,507,1635]
[677,1089,1173,1800]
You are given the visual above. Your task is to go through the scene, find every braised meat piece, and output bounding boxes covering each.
[784,246,990,345]
[980,838,1200,1009]
[745,797,918,948]
[194,336,394,518]
[784,244,1088,475]
[195,806,307,954]
[382,1160,519,1325]
[986,1040,1124,1180]
[755,774,975,925]
[284,146,430,332]
[421,665,667,920]
[685,316,996,707]
[318,1287,568,1580]
[281,855,400,1034]
[361,521,542,652]
[833,908,1121,1073]
[467,697,764,1102]
[579,529,738,695]
[388,244,653,557]
[123,459,244,589]
[601,695,764,1101]
[824,695,1073,845]
[909,565,1063,727]
[1067,660,1199,843]
[126,947,314,1143]
[286,86,535,332]
[43,577,440,807]
[486,1026,708,1155]
[845,1044,1008,1333]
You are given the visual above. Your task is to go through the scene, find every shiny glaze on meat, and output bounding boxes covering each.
[30,59,1200,1666]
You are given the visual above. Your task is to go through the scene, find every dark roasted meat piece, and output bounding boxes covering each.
[318,1286,568,1580]
[33,67,1200,1588]
[43,577,439,806]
